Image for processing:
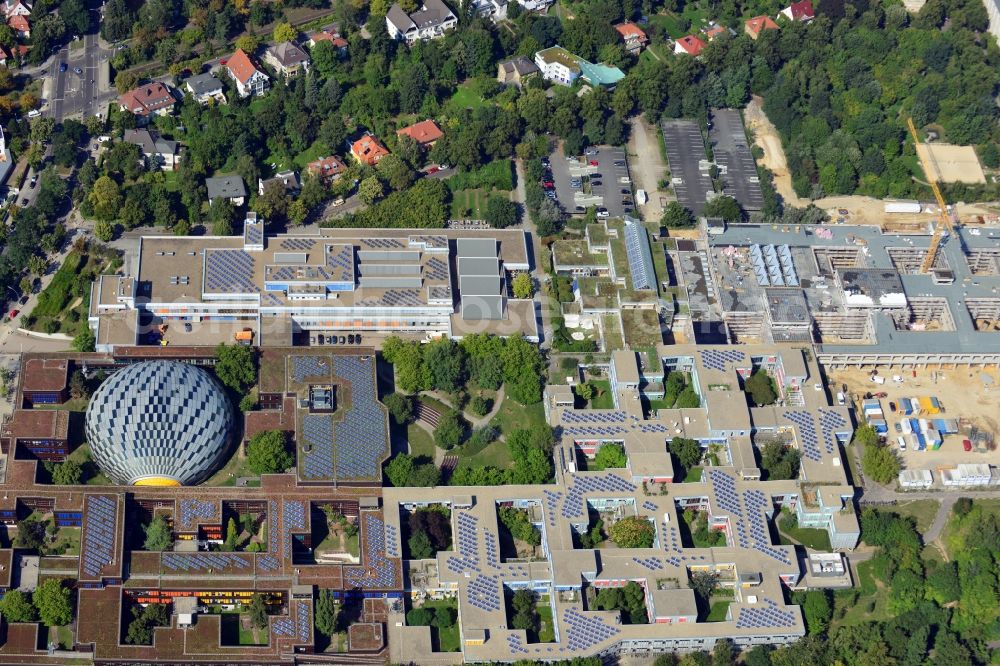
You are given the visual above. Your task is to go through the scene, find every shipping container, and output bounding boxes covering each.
[931,397,942,412]
[916,432,926,450]
[901,419,912,434]
[871,419,888,434]
[902,398,915,415]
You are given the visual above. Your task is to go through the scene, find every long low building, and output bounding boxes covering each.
[88,217,537,350]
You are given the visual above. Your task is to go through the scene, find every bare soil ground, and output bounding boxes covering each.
[744,97,1000,226]
[628,116,670,221]
[917,143,986,184]
[826,366,1000,471]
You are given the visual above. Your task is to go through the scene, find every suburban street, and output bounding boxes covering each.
[44,29,114,121]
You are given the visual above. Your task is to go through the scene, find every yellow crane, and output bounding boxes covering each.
[906,117,956,274]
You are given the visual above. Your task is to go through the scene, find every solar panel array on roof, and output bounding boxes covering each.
[162,552,251,571]
[784,410,822,462]
[205,250,259,293]
[624,222,656,291]
[280,238,314,251]
[466,574,501,612]
[345,513,399,589]
[561,473,636,518]
[700,349,746,371]
[564,607,621,651]
[81,496,117,578]
[735,598,798,629]
[300,414,335,479]
[178,499,217,529]
[333,356,388,481]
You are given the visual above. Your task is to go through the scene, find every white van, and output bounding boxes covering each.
[636,189,648,206]
[897,436,907,450]
[836,391,846,406]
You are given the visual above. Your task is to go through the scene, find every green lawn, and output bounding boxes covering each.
[622,309,664,348]
[417,599,461,652]
[449,188,510,220]
[407,424,435,460]
[293,140,333,170]
[647,7,711,39]
[833,560,891,628]
[682,466,703,483]
[446,81,489,113]
[778,512,832,551]
[890,499,940,533]
[706,599,732,622]
[51,625,74,650]
[64,444,111,485]
[27,250,94,337]
[537,603,555,643]
[493,399,547,436]
[455,437,510,470]
[588,380,614,409]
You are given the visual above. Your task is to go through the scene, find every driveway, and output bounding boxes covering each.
[628,116,669,221]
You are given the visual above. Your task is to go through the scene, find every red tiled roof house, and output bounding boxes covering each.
[614,22,648,55]
[118,82,177,121]
[674,35,707,56]
[225,48,269,98]
[781,0,815,22]
[745,15,780,39]
[350,134,390,166]
[396,119,443,147]
[306,155,347,184]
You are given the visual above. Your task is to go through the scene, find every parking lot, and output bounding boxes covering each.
[548,144,634,219]
[710,109,764,212]
[661,119,713,217]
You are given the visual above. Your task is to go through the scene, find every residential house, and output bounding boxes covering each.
[496,56,539,87]
[258,171,300,196]
[0,45,9,66]
[534,46,625,88]
[781,0,815,21]
[0,126,13,189]
[185,72,226,105]
[534,46,581,86]
[385,0,457,45]
[705,25,730,41]
[118,82,177,121]
[674,34,707,56]
[745,15,779,39]
[3,0,30,17]
[225,49,269,98]
[7,13,28,38]
[205,175,247,206]
[350,134,390,166]
[309,28,348,55]
[614,22,648,55]
[123,129,181,171]
[467,0,507,21]
[397,119,443,148]
[306,155,347,184]
[263,41,311,78]
[516,0,552,10]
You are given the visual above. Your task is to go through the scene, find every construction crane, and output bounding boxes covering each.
[906,117,957,274]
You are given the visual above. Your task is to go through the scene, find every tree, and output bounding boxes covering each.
[34,579,73,627]
[669,437,702,470]
[702,195,742,222]
[861,440,900,484]
[433,605,456,628]
[51,460,82,485]
[143,515,173,551]
[745,370,777,406]
[576,382,595,401]
[383,392,413,425]
[434,409,466,450]
[272,22,296,43]
[385,453,414,487]
[234,35,260,54]
[423,339,466,393]
[485,197,517,228]
[469,395,489,417]
[510,589,539,632]
[661,202,695,228]
[0,589,37,623]
[314,589,338,636]
[247,594,269,630]
[114,71,139,94]
[594,443,627,469]
[94,219,114,242]
[246,430,294,475]
[70,326,97,352]
[609,516,655,548]
[14,516,46,550]
[498,506,541,546]
[88,176,123,221]
[511,272,534,299]
[210,199,236,236]
[712,639,735,666]
[215,343,256,393]
[406,607,433,626]
[359,176,385,204]
[408,528,434,559]
[223,517,239,551]
[376,154,414,191]
[801,591,831,634]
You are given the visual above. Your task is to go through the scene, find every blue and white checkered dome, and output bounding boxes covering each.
[84,361,234,486]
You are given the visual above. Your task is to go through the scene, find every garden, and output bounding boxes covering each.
[406,597,460,652]
[26,242,121,338]
[312,506,360,562]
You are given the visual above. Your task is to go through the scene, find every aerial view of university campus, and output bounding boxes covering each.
[2,0,1000,663]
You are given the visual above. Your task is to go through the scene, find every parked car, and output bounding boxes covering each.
[542,181,554,188]
[585,147,598,155]
[590,173,602,179]
[613,160,626,167]
[894,422,902,433]
[183,323,192,332]
[339,336,346,344]
[963,439,973,452]
[596,208,609,218]
[888,401,897,412]
[588,160,598,167]
[29,176,37,188]
[355,334,362,344]
[59,62,67,72]
[591,180,602,187]
[348,334,356,344]
[8,309,18,318]
[74,67,82,74]
[620,188,631,195]
[317,334,325,344]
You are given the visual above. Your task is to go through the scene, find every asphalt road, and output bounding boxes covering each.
[47,27,113,121]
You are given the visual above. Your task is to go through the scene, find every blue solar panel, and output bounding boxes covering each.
[332,356,388,481]
[81,495,117,578]
[344,513,399,589]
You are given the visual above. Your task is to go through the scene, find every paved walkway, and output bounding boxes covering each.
[514,158,551,349]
